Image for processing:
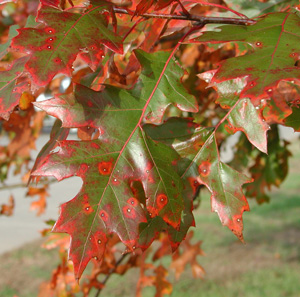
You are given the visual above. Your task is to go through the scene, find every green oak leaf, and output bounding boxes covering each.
[32,49,199,278]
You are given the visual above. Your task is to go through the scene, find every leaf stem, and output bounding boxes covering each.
[113,7,256,26]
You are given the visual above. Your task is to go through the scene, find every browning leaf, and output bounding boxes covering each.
[170,231,204,280]
[0,195,15,216]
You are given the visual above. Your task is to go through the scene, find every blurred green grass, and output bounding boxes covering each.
[1,141,300,297]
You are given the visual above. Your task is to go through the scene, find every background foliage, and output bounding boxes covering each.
[0,0,300,295]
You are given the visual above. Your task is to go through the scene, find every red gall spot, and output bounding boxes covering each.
[123,206,137,219]
[54,58,61,64]
[255,42,262,46]
[147,206,158,218]
[91,142,100,149]
[99,210,109,221]
[156,194,168,210]
[46,37,56,43]
[45,27,55,34]
[98,161,113,175]
[198,161,211,177]
[40,44,52,50]
[94,231,107,245]
[87,100,93,107]
[127,197,138,206]
[83,203,93,214]
[188,177,199,194]
[123,239,137,251]
[111,178,120,185]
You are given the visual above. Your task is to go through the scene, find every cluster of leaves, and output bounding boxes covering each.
[1,0,300,295]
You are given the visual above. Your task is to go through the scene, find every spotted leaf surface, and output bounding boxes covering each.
[145,118,252,241]
[0,57,29,120]
[194,13,300,100]
[31,50,199,278]
[144,118,212,246]
[11,3,123,86]
[186,133,252,241]
[33,129,183,278]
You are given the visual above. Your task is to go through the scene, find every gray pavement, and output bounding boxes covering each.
[0,135,82,254]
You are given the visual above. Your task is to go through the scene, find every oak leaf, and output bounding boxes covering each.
[194,13,300,100]
[32,50,198,278]
[11,3,123,86]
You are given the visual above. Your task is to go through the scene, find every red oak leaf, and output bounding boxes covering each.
[11,3,123,86]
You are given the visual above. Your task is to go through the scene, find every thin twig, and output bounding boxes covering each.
[113,7,256,26]
[94,253,129,297]
[0,179,57,191]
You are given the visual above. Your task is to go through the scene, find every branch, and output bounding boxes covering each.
[94,253,129,297]
[113,7,256,26]
[0,179,57,191]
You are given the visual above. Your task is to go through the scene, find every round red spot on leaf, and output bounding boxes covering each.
[123,206,137,219]
[188,177,199,194]
[98,161,113,175]
[127,197,138,207]
[45,27,55,34]
[198,161,211,177]
[156,194,168,210]
[46,37,56,43]
[147,206,158,218]
[83,203,93,214]
[99,210,109,221]
[54,58,61,64]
